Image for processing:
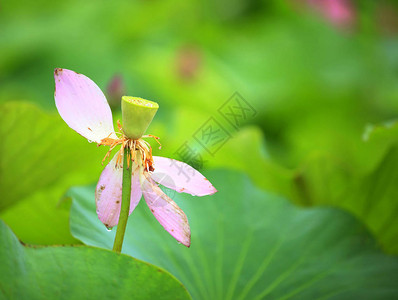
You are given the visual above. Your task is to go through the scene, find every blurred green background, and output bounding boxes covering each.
[1,0,398,299]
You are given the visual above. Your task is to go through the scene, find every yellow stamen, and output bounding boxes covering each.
[142,134,162,149]
[97,128,159,172]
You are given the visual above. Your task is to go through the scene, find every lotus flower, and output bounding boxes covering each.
[54,68,217,247]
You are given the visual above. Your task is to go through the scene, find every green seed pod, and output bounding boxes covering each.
[121,96,159,140]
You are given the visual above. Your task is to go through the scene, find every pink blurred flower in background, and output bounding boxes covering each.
[296,0,356,29]
[106,73,126,110]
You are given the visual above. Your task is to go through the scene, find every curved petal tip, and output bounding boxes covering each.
[54,68,116,143]
[151,157,218,197]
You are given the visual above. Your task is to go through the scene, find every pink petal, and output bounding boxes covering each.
[141,174,191,247]
[95,153,142,229]
[54,68,117,143]
[151,156,217,196]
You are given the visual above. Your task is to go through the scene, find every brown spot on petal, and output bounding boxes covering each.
[171,229,174,232]
[151,209,155,213]
[100,185,105,191]
[88,127,93,131]
[116,200,120,204]
[54,68,63,76]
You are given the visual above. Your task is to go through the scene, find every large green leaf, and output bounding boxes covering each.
[169,108,398,254]
[0,102,106,210]
[0,180,79,245]
[0,219,190,300]
[341,122,398,254]
[343,144,398,254]
[289,122,398,253]
[0,102,108,244]
[68,170,398,300]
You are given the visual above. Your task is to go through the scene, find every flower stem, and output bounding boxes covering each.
[112,147,132,253]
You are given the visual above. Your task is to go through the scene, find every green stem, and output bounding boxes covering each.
[112,147,132,253]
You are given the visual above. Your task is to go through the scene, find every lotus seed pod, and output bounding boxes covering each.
[121,96,159,140]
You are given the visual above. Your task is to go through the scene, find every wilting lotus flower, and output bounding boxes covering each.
[54,68,217,247]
